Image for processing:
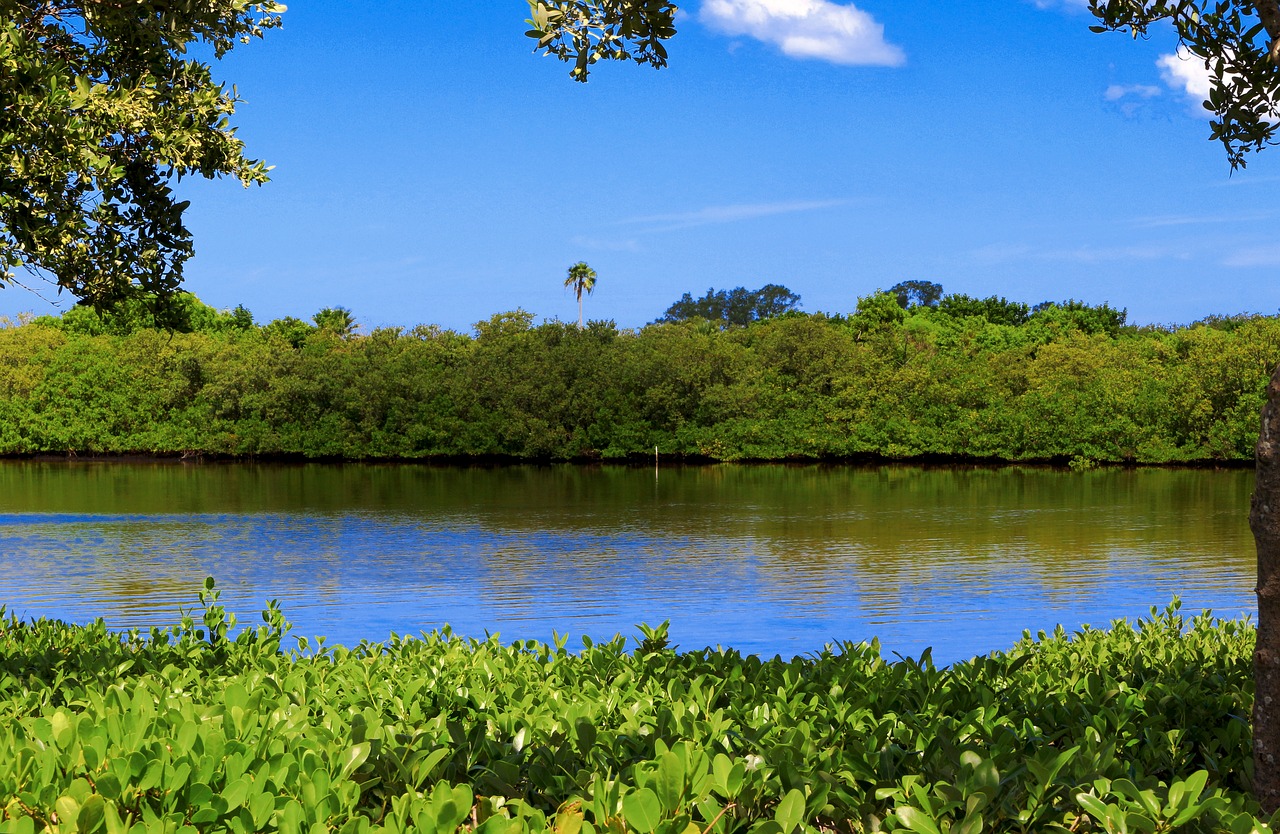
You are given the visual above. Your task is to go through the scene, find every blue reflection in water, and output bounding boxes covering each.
[0,465,1259,665]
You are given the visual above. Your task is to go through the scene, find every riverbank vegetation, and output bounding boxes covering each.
[0,589,1268,833]
[0,289,1277,463]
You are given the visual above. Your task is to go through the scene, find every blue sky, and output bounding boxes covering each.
[8,1,1279,331]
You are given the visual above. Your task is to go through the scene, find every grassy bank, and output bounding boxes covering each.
[0,585,1272,833]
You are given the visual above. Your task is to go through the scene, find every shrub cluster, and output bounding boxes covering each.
[0,296,1277,462]
[0,588,1269,833]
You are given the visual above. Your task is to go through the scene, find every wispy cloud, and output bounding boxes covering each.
[699,0,904,66]
[1029,0,1089,10]
[569,235,643,253]
[1210,173,1280,188]
[1103,82,1164,117]
[1105,83,1161,102]
[1224,246,1280,267]
[1128,211,1271,228]
[971,242,1190,265]
[621,198,850,232]
[1048,245,1192,263]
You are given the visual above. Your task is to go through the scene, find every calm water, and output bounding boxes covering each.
[0,462,1256,663]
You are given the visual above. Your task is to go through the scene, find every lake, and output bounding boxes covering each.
[0,461,1256,664]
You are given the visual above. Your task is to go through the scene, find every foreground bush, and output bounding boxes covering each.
[0,587,1271,833]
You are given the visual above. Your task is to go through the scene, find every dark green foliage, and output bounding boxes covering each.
[1193,313,1267,332]
[0,594,1270,833]
[526,0,678,83]
[262,316,316,349]
[937,294,1031,326]
[888,280,944,309]
[657,284,801,328]
[32,295,255,337]
[1,300,1278,463]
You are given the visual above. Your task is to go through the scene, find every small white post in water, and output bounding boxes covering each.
[654,446,659,480]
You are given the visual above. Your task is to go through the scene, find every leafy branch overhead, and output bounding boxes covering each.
[0,0,284,310]
[526,0,678,82]
[1088,0,1280,167]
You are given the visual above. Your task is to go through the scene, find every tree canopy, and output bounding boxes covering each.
[657,284,801,327]
[888,280,944,310]
[525,0,678,82]
[0,0,283,314]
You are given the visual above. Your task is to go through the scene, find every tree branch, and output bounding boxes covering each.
[1258,0,1280,61]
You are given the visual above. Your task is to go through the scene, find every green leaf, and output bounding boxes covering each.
[250,792,276,828]
[223,777,252,810]
[339,743,371,782]
[774,790,805,834]
[622,789,662,834]
[554,807,584,834]
[225,682,250,712]
[76,795,106,834]
[654,751,686,811]
[748,823,783,834]
[895,807,943,834]
[1076,793,1113,824]
[1166,770,1208,814]
[414,747,452,787]
[55,797,81,830]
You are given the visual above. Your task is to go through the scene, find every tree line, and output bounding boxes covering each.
[0,288,1275,464]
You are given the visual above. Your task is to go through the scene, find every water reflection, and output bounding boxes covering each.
[0,462,1256,663]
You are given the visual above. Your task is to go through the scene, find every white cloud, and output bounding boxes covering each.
[622,198,849,232]
[1104,83,1161,102]
[699,0,905,66]
[1157,46,1213,111]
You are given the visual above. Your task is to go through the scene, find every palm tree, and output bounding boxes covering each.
[564,262,597,327]
[313,306,357,338]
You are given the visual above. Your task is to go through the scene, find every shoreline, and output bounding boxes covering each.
[0,449,1256,470]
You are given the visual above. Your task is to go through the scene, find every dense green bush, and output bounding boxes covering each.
[1,298,1278,462]
[0,588,1270,833]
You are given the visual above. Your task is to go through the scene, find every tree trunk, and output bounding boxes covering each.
[1259,0,1280,61]
[1252,363,1280,812]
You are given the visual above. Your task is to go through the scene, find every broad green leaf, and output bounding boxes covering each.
[1076,794,1113,824]
[55,797,80,830]
[1166,770,1209,814]
[339,743,371,782]
[76,795,106,834]
[654,751,686,811]
[223,777,252,810]
[774,789,805,834]
[250,792,276,828]
[894,807,943,834]
[622,789,662,834]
